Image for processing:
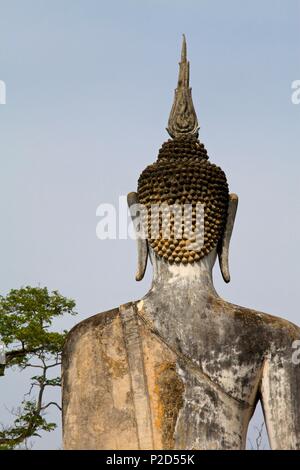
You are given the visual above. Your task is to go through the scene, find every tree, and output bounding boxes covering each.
[0,286,77,449]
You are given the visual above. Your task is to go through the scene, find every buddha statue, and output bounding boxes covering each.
[62,36,300,450]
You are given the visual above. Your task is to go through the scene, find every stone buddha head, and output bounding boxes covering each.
[128,35,238,284]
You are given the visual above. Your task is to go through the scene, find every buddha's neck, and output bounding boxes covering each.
[138,248,219,334]
[145,248,218,300]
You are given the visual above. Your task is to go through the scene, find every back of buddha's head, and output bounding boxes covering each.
[137,36,229,265]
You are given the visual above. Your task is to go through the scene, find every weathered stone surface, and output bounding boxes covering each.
[62,308,139,449]
[62,303,186,449]
[62,249,300,449]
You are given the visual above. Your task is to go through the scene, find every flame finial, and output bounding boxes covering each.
[167,35,199,139]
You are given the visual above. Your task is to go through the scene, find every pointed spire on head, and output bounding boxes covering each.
[181,33,187,62]
[167,35,199,139]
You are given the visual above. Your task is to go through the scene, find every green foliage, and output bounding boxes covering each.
[0,286,76,364]
[0,286,77,449]
[0,400,56,447]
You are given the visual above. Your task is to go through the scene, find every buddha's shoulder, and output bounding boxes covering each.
[63,302,142,349]
[218,297,300,343]
[64,306,120,344]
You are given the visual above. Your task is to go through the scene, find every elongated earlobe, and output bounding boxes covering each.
[218,193,238,283]
[127,192,148,281]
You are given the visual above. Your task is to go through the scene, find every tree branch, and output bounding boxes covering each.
[5,347,44,364]
[41,402,62,412]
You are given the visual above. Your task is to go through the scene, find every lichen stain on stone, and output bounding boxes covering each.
[153,362,185,449]
[233,305,299,340]
[126,390,134,405]
[101,348,127,379]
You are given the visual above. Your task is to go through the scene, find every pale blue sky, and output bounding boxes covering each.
[0,0,299,449]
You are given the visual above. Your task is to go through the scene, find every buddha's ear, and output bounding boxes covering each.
[218,193,239,283]
[127,192,148,281]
